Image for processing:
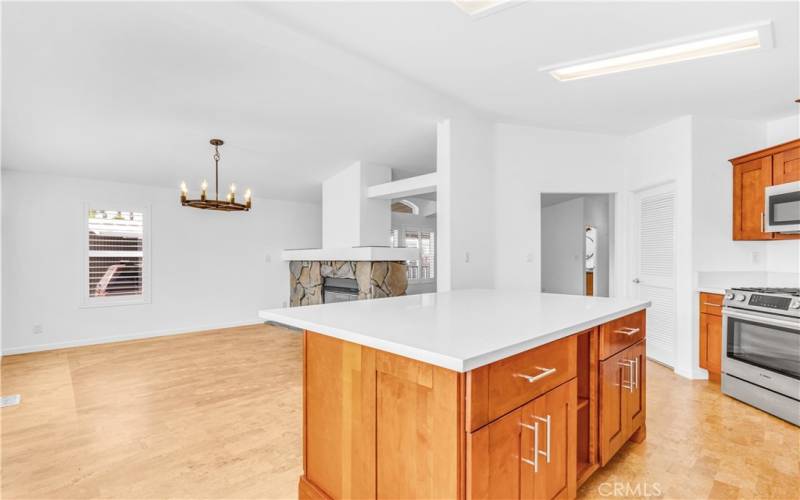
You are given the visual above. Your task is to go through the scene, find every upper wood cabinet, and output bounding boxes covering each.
[730,139,800,241]
[773,146,800,184]
[732,156,773,240]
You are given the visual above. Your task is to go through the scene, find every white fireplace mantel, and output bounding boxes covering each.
[281,246,419,262]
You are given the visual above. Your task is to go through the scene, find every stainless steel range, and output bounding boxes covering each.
[722,287,800,425]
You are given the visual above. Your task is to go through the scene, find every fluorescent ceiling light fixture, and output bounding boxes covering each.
[452,0,520,18]
[542,22,773,81]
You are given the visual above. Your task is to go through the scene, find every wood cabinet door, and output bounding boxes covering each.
[531,379,577,500]
[622,342,646,435]
[773,146,800,184]
[772,147,800,240]
[733,156,773,240]
[598,349,627,466]
[705,314,722,381]
[374,351,461,500]
[699,313,709,370]
[599,342,646,466]
[468,382,576,500]
[304,332,376,499]
[467,404,534,500]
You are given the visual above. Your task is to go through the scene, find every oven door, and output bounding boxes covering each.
[765,181,800,233]
[722,308,800,400]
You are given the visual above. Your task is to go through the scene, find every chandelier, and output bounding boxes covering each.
[180,139,251,211]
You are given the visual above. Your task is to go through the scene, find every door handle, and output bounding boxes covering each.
[534,414,551,465]
[632,278,640,284]
[614,327,641,336]
[514,366,557,383]
[619,359,635,392]
[520,421,539,472]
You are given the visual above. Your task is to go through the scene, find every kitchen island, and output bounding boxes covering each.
[259,289,650,500]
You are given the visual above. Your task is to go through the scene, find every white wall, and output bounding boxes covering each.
[493,124,627,292]
[692,115,768,273]
[437,115,495,291]
[322,163,360,248]
[766,114,800,144]
[541,197,584,294]
[624,116,694,378]
[1,170,321,354]
[322,161,391,248]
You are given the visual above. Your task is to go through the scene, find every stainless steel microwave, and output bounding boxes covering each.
[765,181,800,233]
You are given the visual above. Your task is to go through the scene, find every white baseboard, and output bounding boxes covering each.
[1,319,264,356]
[673,365,708,380]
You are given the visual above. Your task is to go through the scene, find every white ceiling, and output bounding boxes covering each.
[261,1,799,132]
[3,2,798,202]
[1,2,443,202]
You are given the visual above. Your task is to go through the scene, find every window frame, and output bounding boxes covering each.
[80,202,151,308]
[393,225,436,284]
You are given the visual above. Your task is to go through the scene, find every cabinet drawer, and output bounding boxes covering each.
[700,293,724,316]
[599,310,645,360]
[467,335,576,431]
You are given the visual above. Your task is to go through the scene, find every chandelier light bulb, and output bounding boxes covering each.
[230,183,237,193]
[201,179,208,191]
[244,188,252,201]
[180,181,188,193]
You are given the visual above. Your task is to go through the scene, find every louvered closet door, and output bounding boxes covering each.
[632,184,677,367]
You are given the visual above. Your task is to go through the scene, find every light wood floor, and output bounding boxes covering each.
[2,325,798,499]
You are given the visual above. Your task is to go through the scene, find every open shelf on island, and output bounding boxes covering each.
[576,327,600,488]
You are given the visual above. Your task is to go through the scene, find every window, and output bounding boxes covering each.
[389,227,435,281]
[83,205,150,306]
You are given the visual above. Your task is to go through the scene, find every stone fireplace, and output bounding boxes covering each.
[289,260,408,306]
[283,162,419,307]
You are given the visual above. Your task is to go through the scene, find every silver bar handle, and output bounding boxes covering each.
[724,309,800,331]
[702,302,721,307]
[618,359,634,391]
[519,421,539,472]
[514,366,557,383]
[534,414,551,464]
[761,212,764,233]
[614,327,641,336]
[632,357,638,390]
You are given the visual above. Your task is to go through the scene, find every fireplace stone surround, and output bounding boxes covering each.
[289,260,408,307]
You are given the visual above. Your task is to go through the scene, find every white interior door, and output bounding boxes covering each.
[632,183,677,367]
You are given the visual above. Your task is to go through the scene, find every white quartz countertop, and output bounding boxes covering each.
[259,289,650,372]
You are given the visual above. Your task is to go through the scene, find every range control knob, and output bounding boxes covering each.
[790,300,800,309]
[725,292,735,300]
[736,294,747,302]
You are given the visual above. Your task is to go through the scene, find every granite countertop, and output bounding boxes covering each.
[259,289,650,372]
